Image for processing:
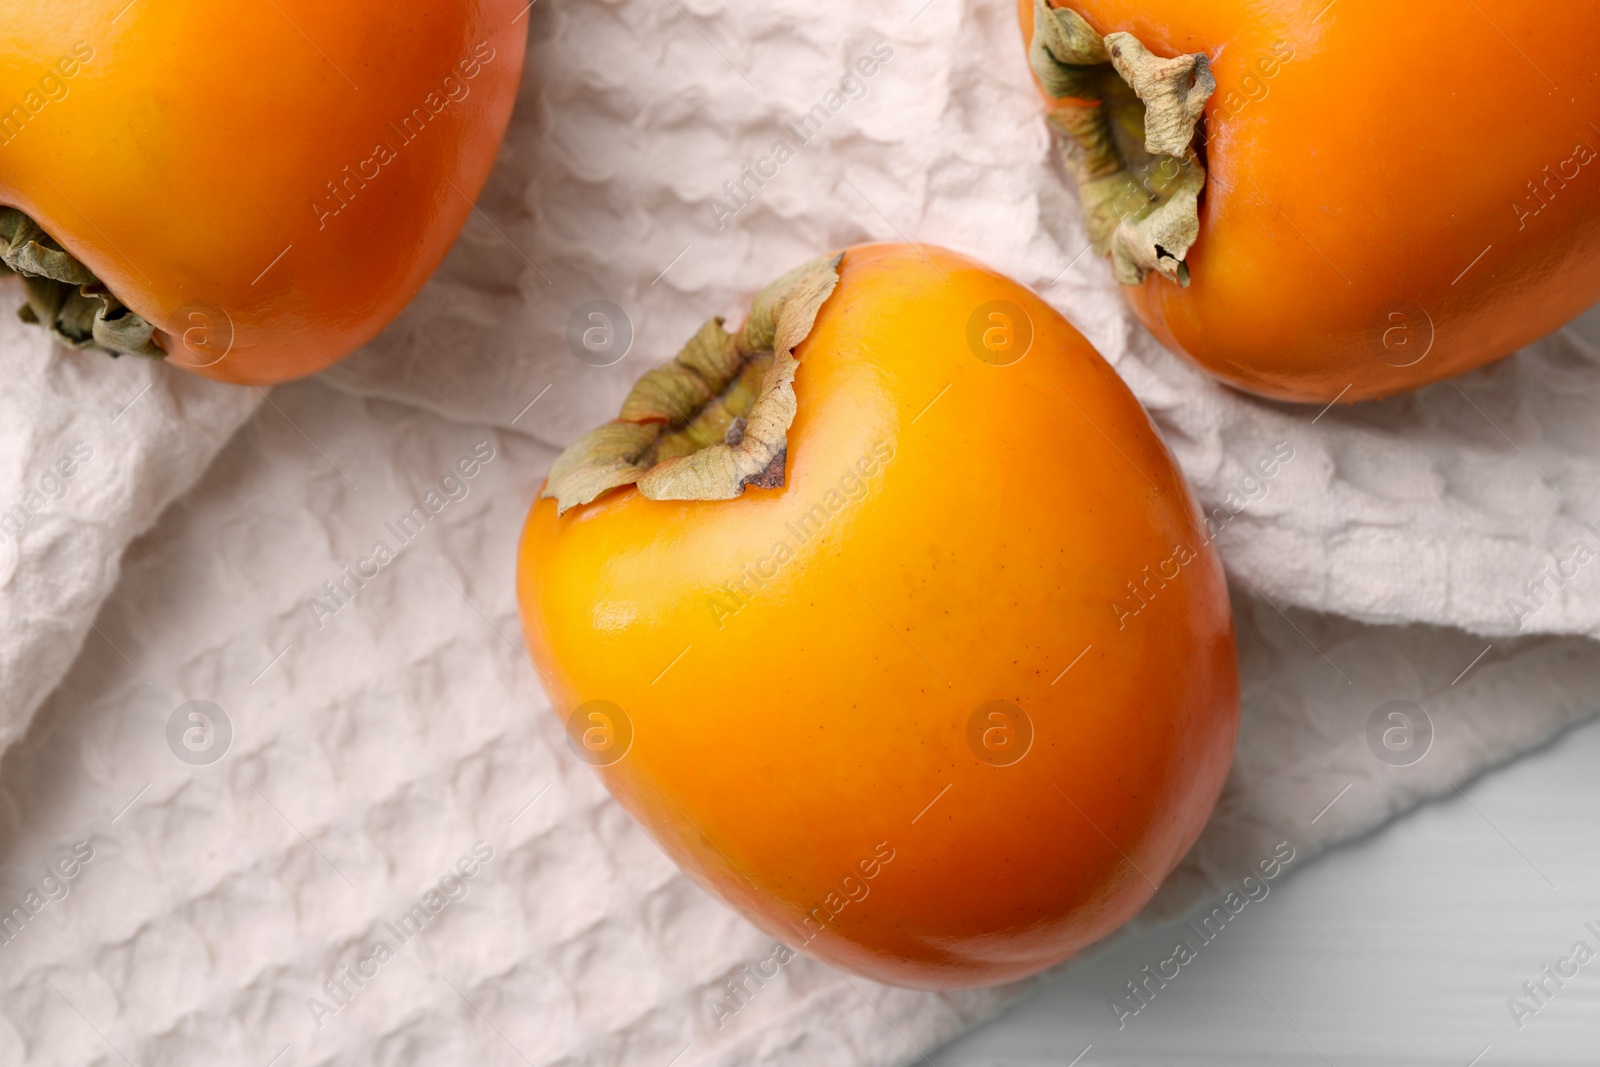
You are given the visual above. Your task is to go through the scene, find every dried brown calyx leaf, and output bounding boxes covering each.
[542,252,844,515]
[1029,0,1216,287]
[0,207,164,358]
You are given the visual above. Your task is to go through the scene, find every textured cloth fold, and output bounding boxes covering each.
[3,0,1598,1064]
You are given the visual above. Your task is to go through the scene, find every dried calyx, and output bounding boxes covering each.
[0,207,162,358]
[1029,0,1215,287]
[542,253,843,516]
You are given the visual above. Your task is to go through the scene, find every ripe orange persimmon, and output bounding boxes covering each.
[1019,0,1600,403]
[0,2,526,384]
[517,243,1239,988]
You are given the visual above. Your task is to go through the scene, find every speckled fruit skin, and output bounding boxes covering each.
[517,243,1240,989]
[0,1,526,384]
[1021,0,1600,404]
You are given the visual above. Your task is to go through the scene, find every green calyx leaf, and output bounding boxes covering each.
[1031,1,1108,98]
[542,252,844,516]
[0,207,164,359]
[1029,0,1215,287]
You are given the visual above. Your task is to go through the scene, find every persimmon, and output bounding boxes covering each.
[0,2,526,385]
[1019,0,1600,403]
[517,243,1239,988]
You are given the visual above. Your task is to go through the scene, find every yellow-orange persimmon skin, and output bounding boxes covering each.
[0,1,526,385]
[517,243,1239,989]
[1021,0,1600,403]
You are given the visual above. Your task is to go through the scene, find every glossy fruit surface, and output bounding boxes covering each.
[0,1,526,384]
[518,242,1239,988]
[1021,0,1600,403]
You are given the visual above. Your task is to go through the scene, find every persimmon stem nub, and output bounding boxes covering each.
[1030,0,1215,287]
[0,207,163,359]
[542,253,843,516]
